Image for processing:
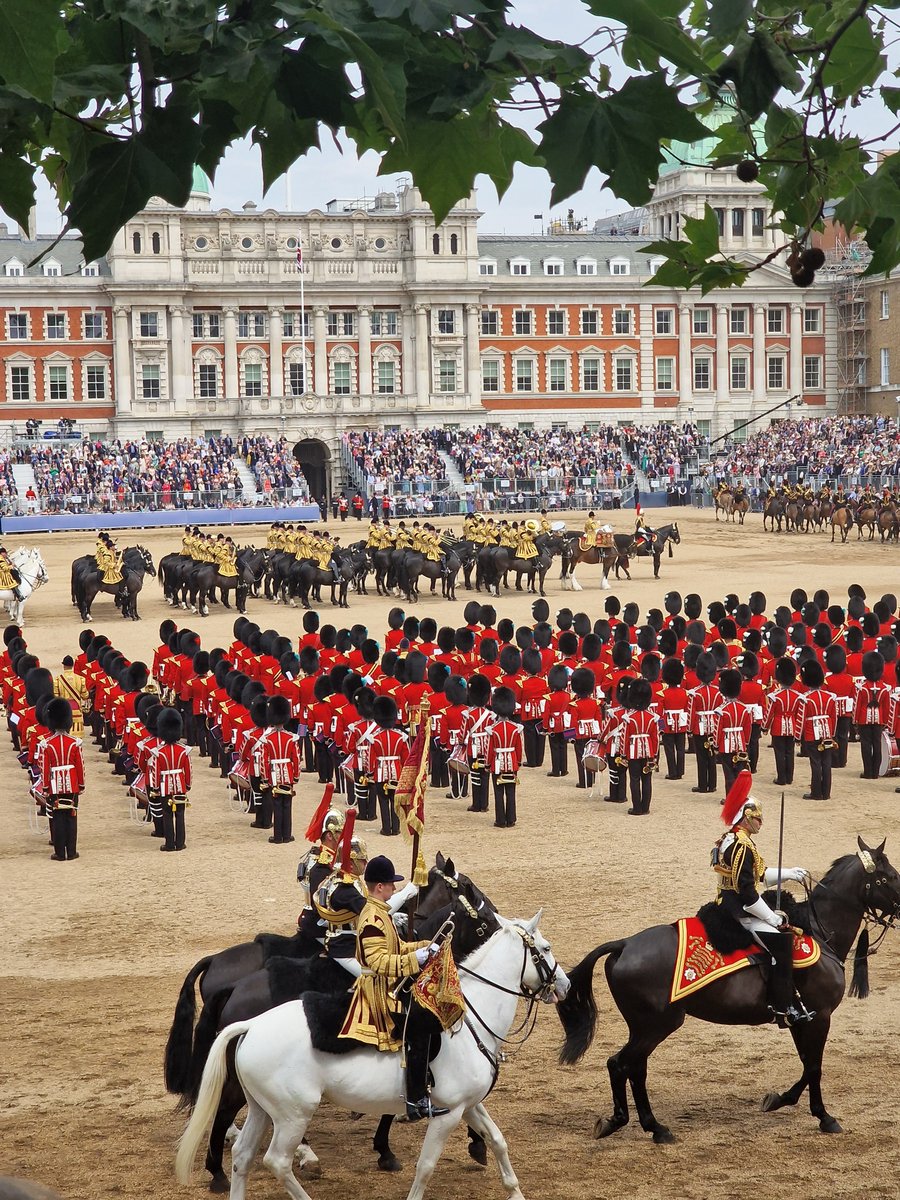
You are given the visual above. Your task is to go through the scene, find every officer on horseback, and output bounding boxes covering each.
[339,854,449,1121]
[712,772,814,1029]
[0,547,23,601]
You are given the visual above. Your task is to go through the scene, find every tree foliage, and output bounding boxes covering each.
[0,0,897,283]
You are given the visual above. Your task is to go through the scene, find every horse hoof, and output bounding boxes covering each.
[600,579,611,591]
[593,1117,622,1140]
[208,1175,230,1194]
[761,1092,784,1113]
[819,1116,842,1134]
[298,1160,322,1179]
[467,1139,488,1166]
[377,1154,402,1173]
[652,1126,675,1145]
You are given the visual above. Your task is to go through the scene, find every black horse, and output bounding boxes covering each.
[72,546,156,621]
[477,533,565,598]
[613,522,681,581]
[297,544,367,608]
[557,838,900,1143]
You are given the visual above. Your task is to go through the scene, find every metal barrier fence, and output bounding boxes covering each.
[24,485,312,516]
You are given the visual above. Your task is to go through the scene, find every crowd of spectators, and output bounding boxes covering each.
[241,435,310,498]
[343,429,447,495]
[714,416,900,484]
[624,423,708,487]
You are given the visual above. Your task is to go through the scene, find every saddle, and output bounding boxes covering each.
[579,532,613,551]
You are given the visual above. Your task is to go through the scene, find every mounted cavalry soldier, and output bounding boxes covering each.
[712,772,813,1028]
[339,853,448,1121]
[0,547,23,600]
[312,811,368,977]
[516,520,539,561]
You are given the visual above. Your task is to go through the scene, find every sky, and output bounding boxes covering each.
[19,2,900,238]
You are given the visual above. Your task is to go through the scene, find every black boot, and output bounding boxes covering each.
[404,1011,449,1122]
[758,930,815,1028]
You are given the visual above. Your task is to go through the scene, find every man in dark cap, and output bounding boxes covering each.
[339,855,448,1121]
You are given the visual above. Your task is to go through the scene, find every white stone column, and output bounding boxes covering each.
[400,305,414,400]
[268,307,284,398]
[113,306,132,412]
[169,305,189,412]
[639,303,654,414]
[752,303,766,405]
[790,302,803,396]
[465,304,480,404]
[223,307,238,398]
[677,303,692,415]
[358,306,372,397]
[716,303,729,406]
[415,304,431,405]
[314,306,328,394]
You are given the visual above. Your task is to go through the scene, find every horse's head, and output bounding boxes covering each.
[418,853,496,920]
[497,910,570,1003]
[139,547,157,576]
[857,836,900,920]
[669,522,680,544]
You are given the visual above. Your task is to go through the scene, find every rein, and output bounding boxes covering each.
[804,857,900,964]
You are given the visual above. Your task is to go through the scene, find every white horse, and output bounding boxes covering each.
[0,547,48,626]
[176,910,569,1200]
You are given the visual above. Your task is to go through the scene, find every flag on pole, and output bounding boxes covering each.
[296,239,303,271]
[412,938,466,1030]
[393,717,429,841]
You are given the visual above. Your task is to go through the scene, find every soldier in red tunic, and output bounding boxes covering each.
[795,659,838,800]
[459,673,494,812]
[714,668,753,794]
[620,679,660,815]
[44,697,85,861]
[544,663,572,778]
[659,657,689,780]
[569,667,603,790]
[369,695,409,836]
[688,651,719,795]
[764,657,801,787]
[486,687,524,828]
[854,650,890,779]
[519,647,548,768]
[151,707,192,852]
[261,694,302,844]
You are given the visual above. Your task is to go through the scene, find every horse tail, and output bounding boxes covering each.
[175,1020,252,1184]
[848,928,870,999]
[556,940,626,1066]
[182,984,234,1111]
[163,955,212,1094]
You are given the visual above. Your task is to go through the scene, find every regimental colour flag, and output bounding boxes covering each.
[393,717,428,840]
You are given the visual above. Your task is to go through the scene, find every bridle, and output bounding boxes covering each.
[12,551,47,591]
[805,851,900,961]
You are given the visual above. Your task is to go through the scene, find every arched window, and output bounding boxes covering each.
[132,231,142,254]
[151,232,161,254]
[450,233,458,255]
[432,233,440,254]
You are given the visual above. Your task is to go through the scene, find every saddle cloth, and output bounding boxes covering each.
[670,916,821,1003]
[579,532,614,550]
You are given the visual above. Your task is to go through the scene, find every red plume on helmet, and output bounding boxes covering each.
[721,770,754,826]
[304,782,336,843]
[339,807,357,874]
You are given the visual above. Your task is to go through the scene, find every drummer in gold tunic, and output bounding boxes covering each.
[581,510,598,549]
[516,519,539,560]
[339,854,448,1121]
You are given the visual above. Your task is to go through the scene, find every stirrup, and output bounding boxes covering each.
[769,1003,816,1029]
[405,1097,449,1122]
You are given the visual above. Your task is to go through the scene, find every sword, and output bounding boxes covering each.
[775,790,785,919]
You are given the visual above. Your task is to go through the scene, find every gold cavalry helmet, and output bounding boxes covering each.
[350,836,368,865]
[322,807,346,837]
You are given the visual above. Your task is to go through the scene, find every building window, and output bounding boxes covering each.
[5,260,23,276]
[481,311,499,336]
[192,313,204,338]
[139,311,159,338]
[693,308,710,335]
[881,291,890,320]
[81,262,98,277]
[86,365,106,399]
[151,232,161,254]
[730,356,749,390]
[8,313,27,340]
[510,258,530,276]
[289,363,306,395]
[432,234,440,254]
[243,363,262,396]
[609,258,630,276]
[804,356,822,390]
[731,209,745,237]
[693,356,712,390]
[482,361,500,392]
[581,358,600,391]
[132,232,141,253]
[613,357,633,391]
[580,310,599,336]
[238,311,267,338]
[11,365,31,401]
[326,310,354,337]
[656,357,674,391]
[198,364,218,398]
[450,233,458,255]
[730,308,748,335]
[714,208,725,236]
[577,258,597,275]
[81,312,103,339]
[547,309,565,336]
[377,360,396,394]
[613,309,632,335]
[479,259,496,276]
[437,309,455,334]
[767,355,786,390]
[655,309,673,335]
[804,307,822,334]
[49,365,69,398]
[333,361,352,395]
[549,359,567,392]
[515,359,534,391]
[208,313,221,338]
[370,311,397,337]
[881,348,890,386]
[141,364,160,399]
[514,310,532,336]
[46,313,66,339]
[438,359,457,392]
[544,258,563,276]
[282,311,310,338]
[752,208,765,236]
[767,306,785,334]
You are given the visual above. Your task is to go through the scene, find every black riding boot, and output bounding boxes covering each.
[404,1006,449,1122]
[758,931,814,1028]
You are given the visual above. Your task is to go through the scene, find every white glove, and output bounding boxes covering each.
[415,947,431,967]
[387,881,418,912]
[744,896,783,927]
[763,866,808,887]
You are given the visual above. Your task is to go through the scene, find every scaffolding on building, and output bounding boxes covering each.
[825,235,872,414]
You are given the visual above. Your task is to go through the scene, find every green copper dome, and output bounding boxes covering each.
[660,92,764,176]
[191,165,211,195]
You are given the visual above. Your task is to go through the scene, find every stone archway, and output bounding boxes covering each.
[293,438,331,505]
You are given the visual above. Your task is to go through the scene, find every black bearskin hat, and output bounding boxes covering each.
[556,607,573,631]
[627,679,652,711]
[491,686,517,720]
[661,657,684,686]
[570,667,595,698]
[718,668,742,700]
[479,604,497,629]
[25,667,53,706]
[445,675,468,706]
[463,600,482,626]
[250,696,269,730]
[302,610,320,634]
[695,652,717,685]
[158,707,184,745]
[640,654,661,683]
[738,652,759,680]
[824,644,846,674]
[547,664,570,693]
[611,641,633,670]
[427,662,450,692]
[267,694,291,726]
[160,618,178,642]
[45,696,74,734]
[372,695,399,729]
[531,598,550,623]
[522,648,543,676]
[774,658,797,687]
[454,627,475,654]
[664,590,682,617]
[515,627,534,652]
[499,646,522,675]
[467,673,492,707]
[313,674,334,702]
[800,660,825,689]
[684,593,702,620]
[558,630,578,658]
